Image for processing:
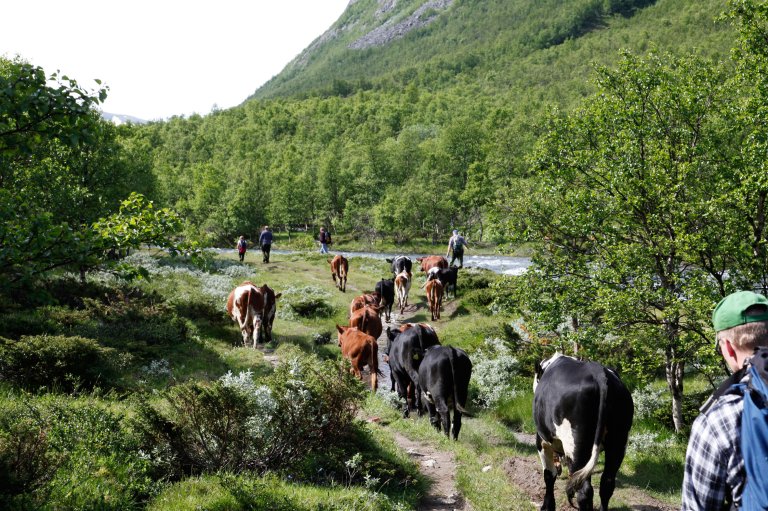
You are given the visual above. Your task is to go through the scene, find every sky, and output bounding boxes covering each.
[2,0,349,121]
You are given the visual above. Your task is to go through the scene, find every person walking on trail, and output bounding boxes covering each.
[682,291,768,510]
[236,235,248,262]
[259,225,273,263]
[446,229,469,268]
[318,227,332,254]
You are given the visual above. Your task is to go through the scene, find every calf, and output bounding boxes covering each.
[384,324,440,417]
[374,278,395,322]
[350,292,380,317]
[336,325,380,392]
[425,279,444,320]
[328,255,348,292]
[386,255,412,276]
[425,266,459,298]
[418,346,472,440]
[533,354,633,511]
[349,304,382,341]
[259,283,282,344]
[415,255,448,273]
[226,281,265,348]
[394,270,412,314]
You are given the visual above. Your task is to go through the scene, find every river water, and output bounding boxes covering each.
[221,248,531,275]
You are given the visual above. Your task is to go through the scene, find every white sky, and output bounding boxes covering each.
[2,1,349,120]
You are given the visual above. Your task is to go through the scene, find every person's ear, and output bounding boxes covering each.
[724,339,738,359]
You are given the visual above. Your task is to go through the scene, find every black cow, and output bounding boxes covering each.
[374,278,395,322]
[384,323,440,417]
[418,345,472,440]
[533,354,633,511]
[386,255,412,276]
[426,266,459,298]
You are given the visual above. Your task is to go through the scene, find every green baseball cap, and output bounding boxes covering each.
[712,291,768,334]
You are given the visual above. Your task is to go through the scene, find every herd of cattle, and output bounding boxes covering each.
[226,253,636,510]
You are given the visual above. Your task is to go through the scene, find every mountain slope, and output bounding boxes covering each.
[251,0,732,101]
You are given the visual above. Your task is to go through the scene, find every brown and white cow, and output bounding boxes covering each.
[336,325,380,392]
[394,270,412,314]
[425,279,444,321]
[226,281,265,348]
[415,255,448,273]
[328,255,348,292]
[349,292,380,317]
[349,304,383,340]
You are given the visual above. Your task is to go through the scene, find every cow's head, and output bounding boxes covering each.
[336,324,349,346]
[259,284,281,343]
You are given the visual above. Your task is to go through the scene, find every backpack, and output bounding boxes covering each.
[326,232,332,245]
[238,239,247,252]
[738,347,768,511]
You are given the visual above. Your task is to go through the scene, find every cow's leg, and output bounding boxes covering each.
[537,435,558,511]
[252,317,262,348]
[424,397,440,431]
[452,409,462,440]
[332,272,337,288]
[598,432,629,511]
[434,397,451,437]
[569,441,597,511]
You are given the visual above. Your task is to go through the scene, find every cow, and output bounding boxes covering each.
[415,255,448,273]
[394,270,412,314]
[384,323,440,417]
[336,325,380,392]
[328,255,348,292]
[349,304,383,340]
[425,279,444,320]
[350,292,380,317]
[374,278,395,322]
[386,255,412,276]
[418,346,472,440]
[533,354,634,511]
[226,281,265,348]
[425,266,459,299]
[259,283,282,344]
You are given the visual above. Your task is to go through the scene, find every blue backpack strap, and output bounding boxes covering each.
[740,348,768,511]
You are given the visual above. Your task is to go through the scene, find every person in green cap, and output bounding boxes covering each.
[681,290,768,510]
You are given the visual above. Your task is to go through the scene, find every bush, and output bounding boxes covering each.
[0,335,119,391]
[278,285,335,319]
[134,353,365,478]
[471,337,521,408]
[0,395,156,510]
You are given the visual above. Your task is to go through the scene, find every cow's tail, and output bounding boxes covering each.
[360,309,368,335]
[369,338,380,391]
[241,286,254,344]
[566,369,608,502]
[448,347,471,416]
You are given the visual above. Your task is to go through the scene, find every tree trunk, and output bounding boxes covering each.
[665,351,685,433]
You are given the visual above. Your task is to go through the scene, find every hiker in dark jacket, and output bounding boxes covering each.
[318,227,332,254]
[259,226,273,263]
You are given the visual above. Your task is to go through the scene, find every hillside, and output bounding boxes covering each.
[252,0,732,101]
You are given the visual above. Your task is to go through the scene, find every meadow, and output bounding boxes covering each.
[0,248,698,510]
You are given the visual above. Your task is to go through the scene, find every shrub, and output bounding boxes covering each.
[0,335,119,391]
[471,337,521,408]
[134,353,365,478]
[0,395,155,510]
[278,285,335,319]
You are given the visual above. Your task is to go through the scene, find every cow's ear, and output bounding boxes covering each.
[327,258,333,264]
[336,324,345,334]
[386,258,393,263]
[274,293,282,300]
[534,360,543,378]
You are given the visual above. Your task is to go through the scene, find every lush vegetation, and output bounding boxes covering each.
[6,0,768,507]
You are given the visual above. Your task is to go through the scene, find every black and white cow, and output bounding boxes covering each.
[386,255,412,277]
[533,354,633,511]
[374,278,395,322]
[425,266,459,298]
[384,323,440,417]
[418,345,472,440]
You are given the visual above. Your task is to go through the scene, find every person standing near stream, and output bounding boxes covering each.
[259,226,273,263]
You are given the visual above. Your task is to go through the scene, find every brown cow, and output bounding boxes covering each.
[259,283,282,344]
[328,255,348,292]
[336,325,380,392]
[226,281,265,348]
[415,255,448,273]
[394,270,412,314]
[425,279,444,321]
[349,292,381,317]
[349,304,383,340]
